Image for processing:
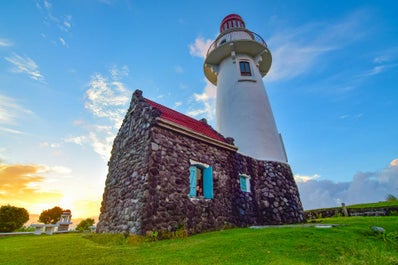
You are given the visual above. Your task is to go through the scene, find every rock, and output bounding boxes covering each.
[371,226,385,234]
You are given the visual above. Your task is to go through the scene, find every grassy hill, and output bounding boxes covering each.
[1,216,397,264]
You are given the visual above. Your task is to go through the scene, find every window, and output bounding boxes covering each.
[239,61,252,76]
[239,175,251,193]
[189,164,213,199]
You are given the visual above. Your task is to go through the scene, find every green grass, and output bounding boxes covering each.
[347,201,398,209]
[1,216,397,265]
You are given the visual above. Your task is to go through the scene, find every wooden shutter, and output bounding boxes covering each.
[203,167,213,199]
[189,166,197,197]
[240,176,247,192]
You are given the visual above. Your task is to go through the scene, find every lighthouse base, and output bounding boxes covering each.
[232,153,305,227]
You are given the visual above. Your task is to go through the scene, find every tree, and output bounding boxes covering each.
[76,218,95,232]
[38,206,66,224]
[0,205,29,232]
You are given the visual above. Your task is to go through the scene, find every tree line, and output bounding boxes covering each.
[0,204,94,233]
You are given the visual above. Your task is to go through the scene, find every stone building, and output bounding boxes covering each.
[97,90,304,235]
[97,14,305,235]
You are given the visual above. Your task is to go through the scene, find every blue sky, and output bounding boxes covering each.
[1,0,397,219]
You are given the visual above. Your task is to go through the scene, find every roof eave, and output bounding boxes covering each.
[155,117,238,152]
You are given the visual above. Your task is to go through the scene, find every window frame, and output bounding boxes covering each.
[239,61,252,76]
[239,174,251,193]
[189,161,213,199]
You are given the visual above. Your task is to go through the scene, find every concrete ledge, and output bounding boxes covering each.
[0,232,34,236]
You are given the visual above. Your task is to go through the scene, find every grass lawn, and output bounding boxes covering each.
[0,216,397,265]
[347,201,398,209]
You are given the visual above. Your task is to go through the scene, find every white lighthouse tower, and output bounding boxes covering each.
[204,14,287,162]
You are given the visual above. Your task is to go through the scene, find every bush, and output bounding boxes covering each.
[389,210,398,216]
[76,218,95,232]
[0,205,29,232]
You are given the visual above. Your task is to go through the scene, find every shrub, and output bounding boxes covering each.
[0,205,29,232]
[76,218,95,232]
[389,210,398,216]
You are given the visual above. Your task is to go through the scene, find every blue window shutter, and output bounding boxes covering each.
[203,167,213,199]
[240,176,247,192]
[189,166,197,197]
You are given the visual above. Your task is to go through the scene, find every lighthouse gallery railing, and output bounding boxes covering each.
[206,29,268,57]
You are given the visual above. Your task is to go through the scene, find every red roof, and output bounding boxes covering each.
[145,99,227,143]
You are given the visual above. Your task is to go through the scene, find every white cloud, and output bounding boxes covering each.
[390,159,398,167]
[187,79,217,121]
[110,65,129,80]
[373,55,391,64]
[359,63,398,78]
[84,72,130,128]
[68,66,131,160]
[59,37,67,47]
[358,47,398,77]
[294,174,320,183]
[0,94,34,125]
[186,36,217,122]
[36,0,72,45]
[38,165,72,175]
[339,113,363,120]
[40,142,61,148]
[297,158,398,210]
[189,37,213,58]
[64,136,87,145]
[267,9,370,82]
[0,126,23,135]
[174,101,182,108]
[0,38,12,47]
[88,128,115,160]
[63,15,72,31]
[5,53,45,82]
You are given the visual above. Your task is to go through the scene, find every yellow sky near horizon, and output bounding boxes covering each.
[0,162,101,219]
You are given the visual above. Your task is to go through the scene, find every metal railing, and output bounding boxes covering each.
[207,29,268,57]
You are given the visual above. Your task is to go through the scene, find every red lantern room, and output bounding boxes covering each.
[220,14,246,33]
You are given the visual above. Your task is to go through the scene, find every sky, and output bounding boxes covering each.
[1,0,397,222]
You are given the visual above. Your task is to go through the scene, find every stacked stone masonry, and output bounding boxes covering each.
[97,90,305,235]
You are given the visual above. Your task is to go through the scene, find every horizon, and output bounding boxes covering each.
[1,1,397,220]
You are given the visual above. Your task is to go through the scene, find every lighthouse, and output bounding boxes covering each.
[204,14,287,162]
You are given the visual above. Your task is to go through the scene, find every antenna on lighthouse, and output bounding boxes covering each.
[204,14,287,163]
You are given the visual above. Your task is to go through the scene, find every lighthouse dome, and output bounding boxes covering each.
[220,14,246,33]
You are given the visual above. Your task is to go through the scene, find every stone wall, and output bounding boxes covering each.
[97,90,305,235]
[233,155,305,226]
[97,90,157,234]
[143,125,237,234]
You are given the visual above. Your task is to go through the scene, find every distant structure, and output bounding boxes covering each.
[97,14,304,235]
[57,211,72,232]
[31,210,72,234]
